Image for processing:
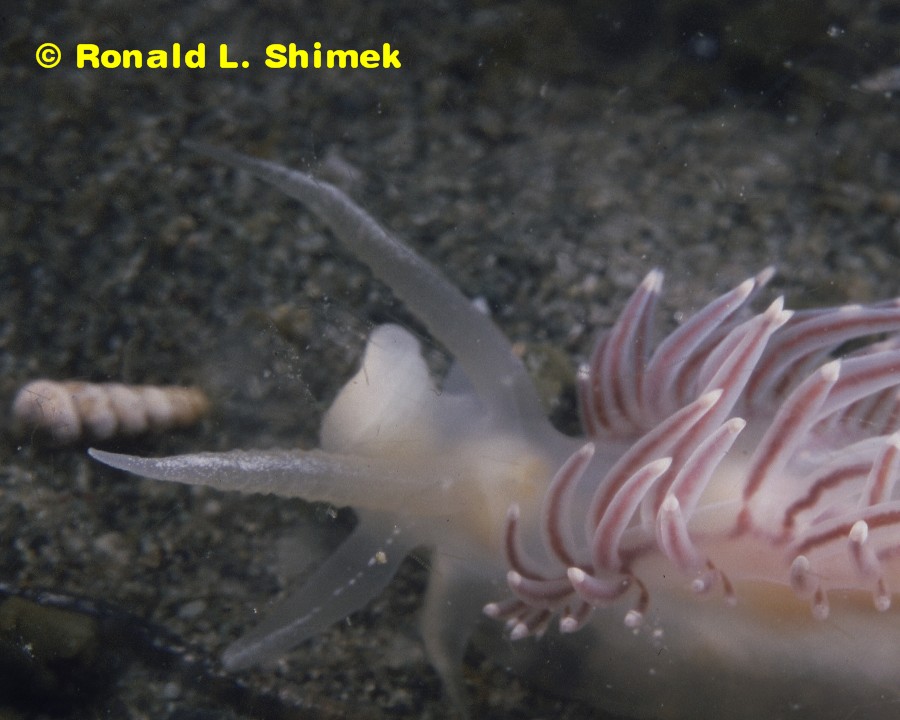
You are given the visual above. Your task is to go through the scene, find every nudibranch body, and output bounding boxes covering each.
[91,145,900,719]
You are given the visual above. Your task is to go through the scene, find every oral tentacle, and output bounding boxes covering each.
[222,511,419,670]
[89,447,445,514]
[183,141,548,433]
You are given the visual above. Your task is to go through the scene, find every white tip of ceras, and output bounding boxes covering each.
[567,566,587,586]
[849,519,869,545]
[819,359,842,383]
[733,277,756,303]
[660,494,681,515]
[482,602,502,619]
[721,416,747,436]
[762,296,793,328]
[576,363,590,383]
[646,456,674,477]
[575,441,596,463]
[641,269,665,294]
[697,388,725,411]
[690,574,711,594]
[507,570,525,589]
[755,266,776,288]
[509,622,531,641]
[847,519,884,583]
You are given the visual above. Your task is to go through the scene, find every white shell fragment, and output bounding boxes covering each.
[859,65,900,93]
[12,380,210,443]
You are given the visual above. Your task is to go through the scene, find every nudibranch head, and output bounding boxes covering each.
[89,145,900,719]
[320,322,557,548]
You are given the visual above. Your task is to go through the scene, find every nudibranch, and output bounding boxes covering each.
[90,144,900,719]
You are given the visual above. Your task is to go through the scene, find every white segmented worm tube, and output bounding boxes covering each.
[11,380,209,443]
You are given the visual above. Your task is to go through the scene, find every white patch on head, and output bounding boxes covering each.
[320,324,440,456]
